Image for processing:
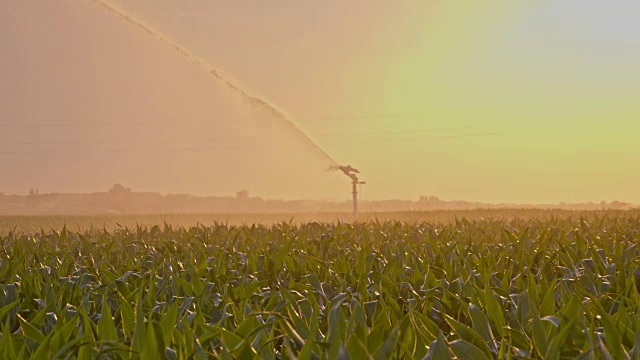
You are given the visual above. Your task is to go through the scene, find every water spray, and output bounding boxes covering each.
[92,0,338,167]
[94,0,369,209]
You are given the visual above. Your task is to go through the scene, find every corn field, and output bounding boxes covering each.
[1,216,640,359]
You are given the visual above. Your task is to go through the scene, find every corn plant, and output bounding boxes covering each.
[1,216,639,359]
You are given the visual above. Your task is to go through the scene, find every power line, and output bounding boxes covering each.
[0,114,424,127]
[0,145,250,154]
[325,133,499,145]
[0,133,499,154]
[316,126,473,137]
[306,114,422,121]
[0,126,474,145]
[0,121,207,127]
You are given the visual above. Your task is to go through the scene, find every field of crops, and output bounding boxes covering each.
[1,210,637,234]
[1,215,640,359]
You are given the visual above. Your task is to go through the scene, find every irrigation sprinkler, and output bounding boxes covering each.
[335,165,365,218]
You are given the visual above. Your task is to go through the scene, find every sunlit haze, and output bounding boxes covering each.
[1,1,638,204]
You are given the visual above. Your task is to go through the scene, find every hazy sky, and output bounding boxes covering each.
[1,1,639,203]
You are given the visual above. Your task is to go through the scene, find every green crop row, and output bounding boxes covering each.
[1,216,639,359]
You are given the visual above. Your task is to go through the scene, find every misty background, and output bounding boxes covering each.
[1,1,639,203]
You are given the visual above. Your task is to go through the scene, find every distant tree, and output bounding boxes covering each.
[109,184,131,194]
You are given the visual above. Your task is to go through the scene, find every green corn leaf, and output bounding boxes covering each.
[444,314,493,359]
[468,303,497,353]
[18,315,45,343]
[483,286,506,337]
[545,316,577,360]
[159,302,179,345]
[373,325,399,360]
[98,301,119,342]
[0,301,19,323]
[531,312,549,358]
[424,332,452,360]
[449,339,491,360]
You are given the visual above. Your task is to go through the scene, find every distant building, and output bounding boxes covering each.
[236,190,249,200]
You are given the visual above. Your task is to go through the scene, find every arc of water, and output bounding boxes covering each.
[92,0,339,166]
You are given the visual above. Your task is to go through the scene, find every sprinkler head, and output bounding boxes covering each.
[338,165,360,174]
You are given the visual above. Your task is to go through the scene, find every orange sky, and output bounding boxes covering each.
[1,1,639,203]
